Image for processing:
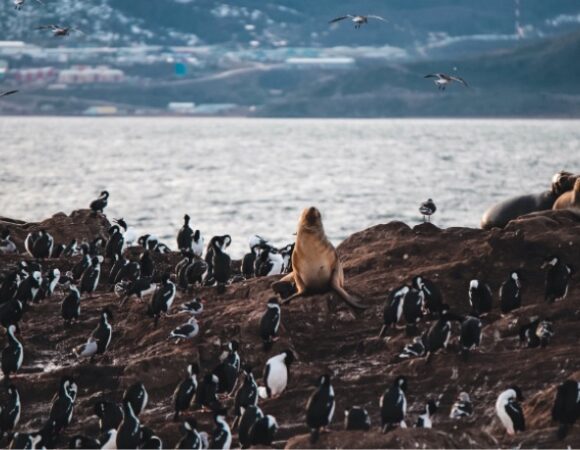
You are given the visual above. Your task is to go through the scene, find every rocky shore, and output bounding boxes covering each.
[1,208,580,449]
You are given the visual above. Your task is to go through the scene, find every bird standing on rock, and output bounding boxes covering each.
[93,400,123,433]
[500,271,522,313]
[552,379,580,439]
[210,409,232,450]
[169,316,200,343]
[116,401,141,449]
[123,382,148,417]
[260,297,281,351]
[176,418,203,449]
[238,405,263,449]
[249,414,278,447]
[419,199,437,222]
[177,214,194,252]
[1,325,23,382]
[468,279,493,315]
[61,283,81,326]
[380,376,408,432]
[450,392,473,419]
[412,275,443,316]
[258,350,295,399]
[80,257,101,295]
[48,376,78,436]
[0,384,21,438]
[306,374,335,444]
[233,366,258,429]
[344,406,371,430]
[148,273,176,326]
[89,190,109,214]
[207,235,232,292]
[105,225,124,261]
[495,387,525,435]
[73,309,112,359]
[0,230,17,255]
[173,363,199,421]
[542,256,573,303]
[415,400,438,428]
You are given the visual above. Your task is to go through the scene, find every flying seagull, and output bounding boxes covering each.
[36,25,83,37]
[14,0,44,10]
[0,90,18,98]
[329,15,388,29]
[424,73,468,90]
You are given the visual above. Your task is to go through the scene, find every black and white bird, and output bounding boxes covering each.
[173,363,199,421]
[424,73,468,90]
[176,418,203,450]
[105,225,124,261]
[93,400,123,433]
[1,325,23,381]
[108,253,127,284]
[260,298,281,351]
[72,244,91,280]
[519,318,554,348]
[116,401,141,449]
[233,367,258,429]
[378,285,406,337]
[402,286,425,336]
[495,387,525,435]
[116,277,155,307]
[0,230,17,255]
[279,243,294,273]
[123,382,148,416]
[419,199,437,222]
[241,235,267,278]
[399,335,427,360]
[114,260,141,285]
[176,253,207,290]
[15,269,42,305]
[380,376,408,432]
[412,275,443,316]
[169,316,200,343]
[468,279,493,315]
[424,306,463,360]
[73,309,112,358]
[80,257,101,295]
[223,340,241,373]
[62,239,78,257]
[0,384,20,438]
[460,315,482,359]
[0,271,19,304]
[100,429,117,450]
[329,14,388,29]
[238,405,263,449]
[139,250,155,278]
[249,414,278,447]
[8,432,42,449]
[306,374,335,444]
[112,217,137,246]
[139,426,163,449]
[542,256,573,303]
[148,273,176,326]
[48,376,78,435]
[213,341,240,396]
[500,271,522,313]
[254,245,284,277]
[61,283,81,326]
[0,298,23,329]
[210,410,232,450]
[344,406,371,430]
[450,392,473,419]
[89,190,109,213]
[258,350,295,399]
[552,379,580,439]
[24,229,53,258]
[89,237,105,257]
[415,400,438,428]
[24,231,39,257]
[194,373,220,411]
[36,268,60,302]
[207,235,232,291]
[177,214,194,252]
[179,298,204,316]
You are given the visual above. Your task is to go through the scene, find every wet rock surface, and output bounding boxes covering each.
[0,209,580,448]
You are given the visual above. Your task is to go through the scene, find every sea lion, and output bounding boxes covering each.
[553,178,580,210]
[271,207,368,310]
[480,171,577,229]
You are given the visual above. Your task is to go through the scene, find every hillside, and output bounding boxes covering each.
[0,208,579,448]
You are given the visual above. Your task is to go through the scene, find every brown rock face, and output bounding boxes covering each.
[0,210,579,449]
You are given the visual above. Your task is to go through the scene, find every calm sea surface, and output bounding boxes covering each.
[0,117,578,257]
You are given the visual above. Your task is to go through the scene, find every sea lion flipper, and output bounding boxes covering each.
[330,275,368,310]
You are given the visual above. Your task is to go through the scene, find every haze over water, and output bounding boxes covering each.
[1,117,578,257]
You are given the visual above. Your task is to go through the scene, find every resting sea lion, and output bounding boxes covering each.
[480,171,577,229]
[271,207,368,310]
[553,178,580,210]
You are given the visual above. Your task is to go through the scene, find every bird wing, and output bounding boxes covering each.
[329,15,353,24]
[0,90,18,98]
[450,76,468,87]
[424,73,443,79]
[367,15,388,22]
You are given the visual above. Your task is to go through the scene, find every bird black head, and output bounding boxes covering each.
[213,408,228,421]
[100,190,109,198]
[193,229,201,241]
[317,374,332,386]
[228,340,239,352]
[113,218,128,231]
[188,362,200,375]
[242,365,253,375]
[108,225,119,235]
[140,426,155,441]
[80,243,89,255]
[91,256,100,266]
[161,273,171,284]
[7,384,18,395]
[426,399,438,415]
[102,308,113,322]
[411,275,424,289]
[393,376,408,392]
[508,385,524,401]
[283,349,295,365]
[184,214,190,223]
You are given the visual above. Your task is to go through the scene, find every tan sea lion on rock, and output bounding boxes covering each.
[553,178,580,210]
[271,207,368,310]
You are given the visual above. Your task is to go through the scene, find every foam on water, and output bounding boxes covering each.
[0,117,578,257]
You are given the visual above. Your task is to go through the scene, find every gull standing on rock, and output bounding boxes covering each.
[419,199,437,222]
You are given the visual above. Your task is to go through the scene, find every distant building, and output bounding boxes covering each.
[58,65,124,84]
[83,106,119,116]
[285,57,355,69]
[191,103,238,115]
[12,67,57,84]
[168,102,196,114]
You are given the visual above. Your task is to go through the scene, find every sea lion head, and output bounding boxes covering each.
[298,206,324,233]
[551,171,577,196]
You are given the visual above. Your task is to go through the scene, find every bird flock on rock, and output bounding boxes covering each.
[0,188,578,448]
